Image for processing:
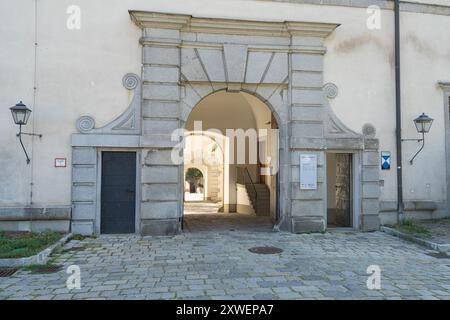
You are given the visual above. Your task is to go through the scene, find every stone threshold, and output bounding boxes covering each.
[0,233,72,267]
[380,226,450,255]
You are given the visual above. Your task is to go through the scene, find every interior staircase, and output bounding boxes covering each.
[245,183,270,216]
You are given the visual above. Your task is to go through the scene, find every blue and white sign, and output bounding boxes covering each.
[381,151,391,170]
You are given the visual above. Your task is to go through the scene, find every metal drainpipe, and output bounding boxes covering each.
[394,0,404,224]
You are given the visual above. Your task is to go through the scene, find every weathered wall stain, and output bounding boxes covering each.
[333,34,395,68]
[332,32,450,69]
[404,33,450,60]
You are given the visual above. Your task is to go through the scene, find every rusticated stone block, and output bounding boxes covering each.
[71,221,94,235]
[361,215,380,231]
[291,199,324,217]
[291,122,324,138]
[143,149,178,166]
[72,147,96,165]
[292,89,323,105]
[142,166,178,183]
[141,201,179,219]
[143,66,179,83]
[142,184,178,201]
[141,219,180,236]
[142,100,179,119]
[142,83,180,101]
[291,217,325,233]
[291,53,323,72]
[143,46,179,65]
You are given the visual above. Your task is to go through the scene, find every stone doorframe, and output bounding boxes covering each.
[71,73,142,235]
[70,11,381,235]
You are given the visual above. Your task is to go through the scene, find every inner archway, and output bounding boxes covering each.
[184,167,205,201]
[182,90,279,232]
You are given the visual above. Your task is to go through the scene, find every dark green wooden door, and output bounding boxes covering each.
[101,152,136,234]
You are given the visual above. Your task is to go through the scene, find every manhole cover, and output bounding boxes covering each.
[248,246,283,254]
[0,268,18,277]
[426,252,450,259]
[30,265,63,274]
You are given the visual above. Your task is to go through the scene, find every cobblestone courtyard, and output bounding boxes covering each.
[1,229,449,300]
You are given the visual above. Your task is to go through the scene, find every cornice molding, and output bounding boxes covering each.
[129,11,339,38]
[285,21,340,38]
[439,81,450,91]
[129,11,191,30]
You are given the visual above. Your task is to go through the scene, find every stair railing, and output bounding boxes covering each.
[240,166,258,206]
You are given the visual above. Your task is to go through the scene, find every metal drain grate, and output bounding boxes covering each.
[0,268,18,277]
[248,246,283,254]
[426,252,450,259]
[30,265,63,274]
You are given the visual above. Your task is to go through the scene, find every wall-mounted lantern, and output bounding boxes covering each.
[401,113,433,164]
[10,101,42,164]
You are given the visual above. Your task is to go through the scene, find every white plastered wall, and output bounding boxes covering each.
[1,0,449,217]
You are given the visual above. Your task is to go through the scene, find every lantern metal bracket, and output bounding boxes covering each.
[401,132,425,165]
[18,132,43,138]
[16,124,42,164]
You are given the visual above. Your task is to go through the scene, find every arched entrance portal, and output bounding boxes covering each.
[71,12,381,237]
[182,91,279,232]
[184,167,205,201]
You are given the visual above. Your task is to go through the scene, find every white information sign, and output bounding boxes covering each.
[54,158,67,168]
[300,154,317,190]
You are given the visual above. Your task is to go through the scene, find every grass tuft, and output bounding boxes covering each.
[0,231,63,259]
[21,263,60,272]
[396,219,431,237]
[70,234,96,241]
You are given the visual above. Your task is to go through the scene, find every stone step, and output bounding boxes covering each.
[244,182,271,216]
[255,204,270,208]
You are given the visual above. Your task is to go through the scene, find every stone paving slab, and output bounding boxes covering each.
[0,230,449,300]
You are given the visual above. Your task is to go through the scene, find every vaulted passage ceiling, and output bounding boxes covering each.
[185,91,272,132]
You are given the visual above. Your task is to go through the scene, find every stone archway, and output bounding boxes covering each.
[184,130,225,203]
[184,167,205,200]
[69,12,381,236]
[128,11,381,235]
[182,89,281,227]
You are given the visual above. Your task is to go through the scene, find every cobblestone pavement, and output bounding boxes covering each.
[184,213,273,232]
[0,230,449,300]
[416,218,450,245]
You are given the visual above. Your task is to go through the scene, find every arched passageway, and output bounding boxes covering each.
[184,167,205,201]
[182,90,279,232]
